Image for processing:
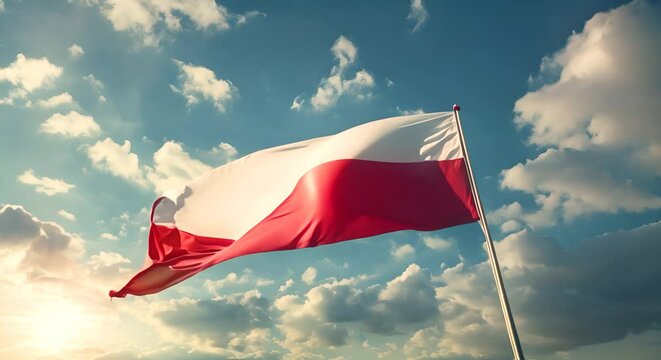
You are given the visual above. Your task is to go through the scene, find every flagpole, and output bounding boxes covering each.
[452,104,526,360]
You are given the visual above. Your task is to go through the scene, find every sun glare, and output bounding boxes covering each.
[29,300,90,354]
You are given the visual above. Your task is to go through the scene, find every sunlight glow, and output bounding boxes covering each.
[29,300,90,354]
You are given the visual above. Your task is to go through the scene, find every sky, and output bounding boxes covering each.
[0,0,659,359]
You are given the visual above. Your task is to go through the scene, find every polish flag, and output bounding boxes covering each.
[110,111,479,298]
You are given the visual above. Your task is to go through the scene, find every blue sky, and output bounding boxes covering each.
[0,0,659,359]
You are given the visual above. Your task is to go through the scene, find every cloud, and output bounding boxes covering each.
[86,138,237,197]
[92,0,259,46]
[203,268,274,295]
[86,138,149,187]
[405,221,661,359]
[0,204,84,280]
[0,0,4,12]
[0,54,62,105]
[421,235,452,251]
[290,94,304,111]
[17,169,75,196]
[501,149,661,221]
[396,106,424,115]
[87,251,132,278]
[301,266,317,285]
[37,92,75,108]
[68,44,84,58]
[498,0,661,227]
[299,36,375,111]
[391,243,415,260]
[100,232,119,241]
[149,290,275,356]
[57,209,76,221]
[279,279,295,293]
[40,111,100,137]
[407,0,429,32]
[83,73,104,92]
[275,265,438,354]
[145,140,213,197]
[170,59,235,113]
[206,142,238,165]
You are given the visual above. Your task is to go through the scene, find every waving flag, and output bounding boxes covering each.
[110,112,479,297]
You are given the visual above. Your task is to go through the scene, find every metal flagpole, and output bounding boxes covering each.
[452,104,526,360]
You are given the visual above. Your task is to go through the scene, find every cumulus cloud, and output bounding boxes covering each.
[148,290,275,356]
[57,209,76,221]
[497,0,661,228]
[298,36,375,111]
[421,235,452,251]
[68,43,84,58]
[100,232,119,241]
[279,278,294,293]
[17,169,75,196]
[0,54,62,105]
[40,111,101,137]
[87,138,149,187]
[37,92,75,108]
[170,59,235,113]
[90,0,260,47]
[391,243,415,260]
[405,221,661,359]
[275,265,438,354]
[0,204,84,279]
[86,138,237,197]
[407,0,429,32]
[145,140,213,197]
[301,266,317,285]
[204,268,273,296]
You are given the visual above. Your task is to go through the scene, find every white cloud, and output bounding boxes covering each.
[279,278,294,293]
[100,232,119,241]
[170,59,235,113]
[301,266,317,285]
[501,149,661,221]
[396,106,425,115]
[86,138,236,196]
[57,210,76,221]
[0,0,5,12]
[421,235,452,251]
[37,92,75,108]
[68,44,84,58]
[39,111,101,138]
[407,0,429,32]
[146,140,212,197]
[301,36,375,111]
[0,54,62,105]
[391,243,415,260]
[207,141,238,165]
[83,73,104,92]
[499,0,661,226]
[290,94,304,111]
[275,266,437,354]
[17,169,75,196]
[87,138,149,187]
[94,0,258,47]
[98,95,107,103]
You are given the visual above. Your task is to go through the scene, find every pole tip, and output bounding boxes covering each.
[453,104,461,111]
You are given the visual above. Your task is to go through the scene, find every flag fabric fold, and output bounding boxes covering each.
[110,112,479,298]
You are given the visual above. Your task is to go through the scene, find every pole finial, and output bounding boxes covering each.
[453,104,461,112]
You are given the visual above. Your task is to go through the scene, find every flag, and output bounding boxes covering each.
[110,111,479,298]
